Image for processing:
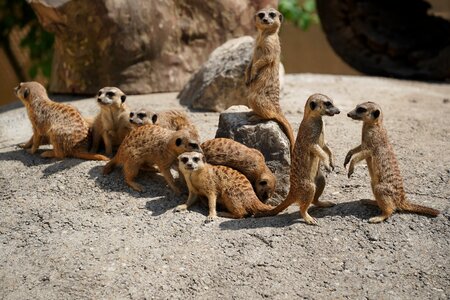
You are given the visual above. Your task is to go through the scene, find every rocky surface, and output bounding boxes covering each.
[215,105,290,203]
[0,74,449,299]
[29,0,277,94]
[178,36,285,112]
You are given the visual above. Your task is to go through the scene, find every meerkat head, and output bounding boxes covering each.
[129,108,157,127]
[178,151,206,173]
[305,93,340,117]
[14,81,47,104]
[96,87,126,109]
[169,129,202,156]
[256,173,276,202]
[347,102,383,124]
[255,8,283,32]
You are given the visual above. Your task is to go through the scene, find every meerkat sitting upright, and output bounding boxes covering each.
[103,125,200,194]
[15,81,108,161]
[345,102,440,223]
[90,87,132,156]
[175,152,274,221]
[245,8,295,154]
[201,138,276,202]
[255,94,340,225]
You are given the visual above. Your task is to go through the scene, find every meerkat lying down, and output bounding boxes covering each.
[175,151,274,222]
[345,101,440,223]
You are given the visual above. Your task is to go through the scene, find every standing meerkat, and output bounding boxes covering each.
[175,152,274,221]
[245,7,295,154]
[345,102,440,223]
[255,94,340,225]
[15,81,108,161]
[103,125,200,194]
[91,87,132,156]
[201,138,276,202]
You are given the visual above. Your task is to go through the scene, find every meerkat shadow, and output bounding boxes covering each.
[219,211,300,231]
[310,199,379,220]
[41,158,85,177]
[0,147,56,167]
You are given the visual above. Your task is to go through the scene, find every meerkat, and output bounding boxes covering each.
[255,94,340,225]
[129,108,156,128]
[245,8,295,154]
[155,110,200,140]
[90,87,132,156]
[103,125,200,194]
[201,138,276,202]
[175,151,274,221]
[15,81,108,161]
[345,102,440,223]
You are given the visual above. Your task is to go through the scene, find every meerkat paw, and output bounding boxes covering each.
[128,182,144,192]
[205,214,217,223]
[347,165,354,178]
[303,215,318,225]
[18,143,30,149]
[314,200,335,208]
[368,215,387,223]
[324,161,332,172]
[174,204,188,212]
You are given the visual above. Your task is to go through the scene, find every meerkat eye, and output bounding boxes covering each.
[356,107,367,113]
[269,12,276,18]
[181,157,189,164]
[137,113,146,119]
[193,157,200,163]
[258,12,265,19]
[98,91,102,97]
[259,180,268,186]
[325,101,332,107]
[106,91,115,98]
[130,112,134,118]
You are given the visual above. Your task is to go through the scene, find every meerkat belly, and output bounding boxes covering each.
[309,156,320,181]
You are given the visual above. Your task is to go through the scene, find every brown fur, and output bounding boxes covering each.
[91,87,131,156]
[155,110,200,141]
[345,102,440,223]
[245,8,295,154]
[15,81,108,161]
[201,138,276,202]
[175,152,274,221]
[255,94,340,225]
[103,125,200,194]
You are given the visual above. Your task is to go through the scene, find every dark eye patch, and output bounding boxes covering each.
[258,12,265,19]
[325,101,332,107]
[269,12,276,18]
[106,91,115,98]
[98,91,102,96]
[181,157,189,164]
[193,157,200,163]
[356,107,367,113]
[137,113,146,119]
[129,112,134,118]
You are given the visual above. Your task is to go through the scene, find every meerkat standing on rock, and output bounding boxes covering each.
[345,102,440,223]
[103,125,200,194]
[201,138,276,202]
[15,81,108,161]
[246,8,295,154]
[255,94,340,225]
[175,152,274,221]
[91,87,132,156]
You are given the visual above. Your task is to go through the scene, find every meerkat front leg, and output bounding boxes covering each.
[90,129,101,153]
[27,132,42,154]
[160,167,181,196]
[174,192,198,212]
[245,61,253,86]
[205,193,218,222]
[311,144,331,171]
[322,143,335,170]
[347,150,371,178]
[102,131,113,156]
[19,135,34,149]
[249,57,271,82]
[344,145,362,168]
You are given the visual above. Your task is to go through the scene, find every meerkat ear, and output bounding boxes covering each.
[279,13,284,23]
[372,109,380,119]
[23,88,30,99]
[151,114,158,124]
[120,95,126,103]
[175,138,182,147]
[309,101,317,111]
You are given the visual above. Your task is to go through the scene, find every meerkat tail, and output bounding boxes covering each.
[271,114,295,155]
[254,190,297,217]
[72,152,109,161]
[103,158,118,174]
[399,201,440,217]
[250,201,274,215]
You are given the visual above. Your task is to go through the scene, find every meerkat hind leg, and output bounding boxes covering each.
[312,171,335,208]
[299,183,318,225]
[368,184,395,223]
[123,162,144,192]
[360,199,378,206]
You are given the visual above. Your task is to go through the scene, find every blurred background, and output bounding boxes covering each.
[0,0,449,105]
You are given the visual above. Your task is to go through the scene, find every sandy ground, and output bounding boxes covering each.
[0,74,449,299]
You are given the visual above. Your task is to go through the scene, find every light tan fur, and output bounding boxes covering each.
[103,125,200,194]
[201,138,276,202]
[345,102,440,223]
[245,8,295,154]
[175,152,274,222]
[129,108,156,128]
[15,81,108,161]
[91,87,131,156]
[255,94,340,224]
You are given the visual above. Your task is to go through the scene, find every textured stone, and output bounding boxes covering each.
[178,36,285,112]
[215,105,290,204]
[29,0,277,94]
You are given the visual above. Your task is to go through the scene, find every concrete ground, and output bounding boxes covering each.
[0,74,449,299]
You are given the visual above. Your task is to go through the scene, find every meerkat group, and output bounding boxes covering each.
[13,7,440,224]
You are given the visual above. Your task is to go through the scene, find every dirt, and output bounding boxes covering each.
[0,74,449,299]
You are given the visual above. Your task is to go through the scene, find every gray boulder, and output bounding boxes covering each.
[178,36,285,112]
[215,105,291,204]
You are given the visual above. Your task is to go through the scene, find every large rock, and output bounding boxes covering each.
[28,0,277,94]
[178,36,285,112]
[215,105,290,204]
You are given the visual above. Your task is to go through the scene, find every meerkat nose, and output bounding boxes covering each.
[347,112,351,117]
[97,98,102,102]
